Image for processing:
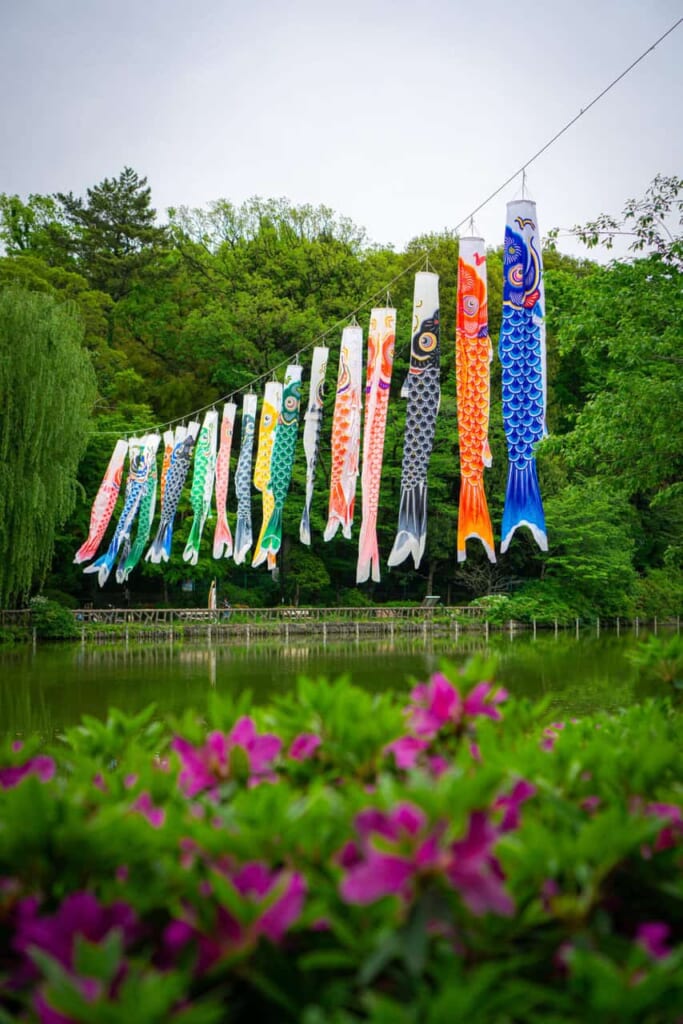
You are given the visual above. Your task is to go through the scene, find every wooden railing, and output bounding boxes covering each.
[62,605,482,626]
[1,606,679,634]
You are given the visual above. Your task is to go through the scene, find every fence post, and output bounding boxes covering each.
[575,617,580,638]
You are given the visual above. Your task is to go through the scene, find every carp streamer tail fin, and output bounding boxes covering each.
[233,516,252,565]
[299,504,311,546]
[500,459,547,554]
[457,478,496,563]
[387,483,428,569]
[182,518,202,565]
[146,521,173,564]
[356,514,380,584]
[252,507,282,567]
[213,514,233,559]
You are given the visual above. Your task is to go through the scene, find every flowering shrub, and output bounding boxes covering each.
[0,657,681,1022]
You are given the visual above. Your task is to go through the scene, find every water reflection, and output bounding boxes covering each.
[0,628,668,739]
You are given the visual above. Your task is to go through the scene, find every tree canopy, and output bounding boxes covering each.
[0,287,96,605]
[0,171,681,616]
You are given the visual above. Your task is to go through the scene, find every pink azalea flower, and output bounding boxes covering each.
[635,922,671,960]
[384,736,429,769]
[233,862,306,943]
[165,862,305,971]
[408,673,462,738]
[339,802,442,905]
[427,755,450,778]
[463,682,508,721]
[132,791,165,828]
[288,733,322,761]
[541,725,564,751]
[172,716,282,796]
[581,795,601,814]
[446,812,515,917]
[0,755,55,790]
[494,779,537,832]
[407,673,507,740]
[13,891,138,1016]
[340,802,516,918]
[645,802,682,851]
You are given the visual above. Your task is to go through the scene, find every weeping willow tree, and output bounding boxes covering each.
[0,287,96,606]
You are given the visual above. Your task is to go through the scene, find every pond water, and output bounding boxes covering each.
[0,628,666,739]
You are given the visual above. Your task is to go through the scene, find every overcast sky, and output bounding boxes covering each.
[1,0,681,259]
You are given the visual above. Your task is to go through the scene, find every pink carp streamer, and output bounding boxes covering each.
[357,308,396,583]
[73,439,128,564]
[325,325,363,542]
[213,402,237,558]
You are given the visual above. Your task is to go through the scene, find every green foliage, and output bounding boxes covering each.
[0,286,97,606]
[0,625,26,645]
[29,597,79,640]
[541,481,638,616]
[634,567,683,619]
[54,167,170,300]
[627,634,683,690]
[0,667,681,1022]
[472,584,579,625]
[566,172,683,268]
[0,171,681,613]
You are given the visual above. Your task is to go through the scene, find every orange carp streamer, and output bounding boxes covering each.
[455,238,496,563]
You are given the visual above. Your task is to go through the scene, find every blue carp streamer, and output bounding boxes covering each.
[499,200,548,553]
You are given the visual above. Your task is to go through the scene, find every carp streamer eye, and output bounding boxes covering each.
[463,296,479,316]
[509,264,524,287]
[419,331,438,351]
[285,396,298,411]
